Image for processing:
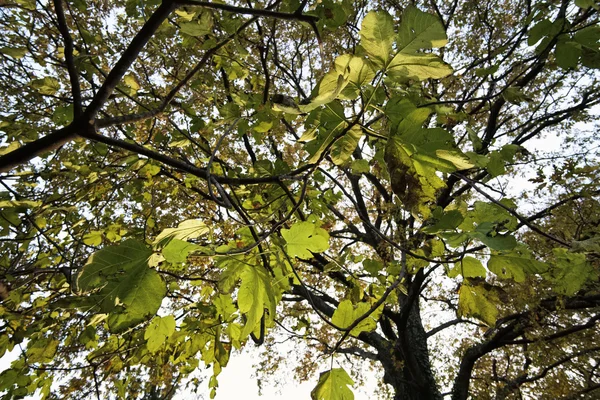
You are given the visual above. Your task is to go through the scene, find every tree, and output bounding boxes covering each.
[0,0,599,398]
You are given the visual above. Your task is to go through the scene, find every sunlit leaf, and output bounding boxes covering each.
[388,53,453,80]
[281,221,330,258]
[237,265,277,338]
[331,299,381,336]
[77,240,166,333]
[144,315,176,353]
[458,282,499,326]
[154,219,209,246]
[311,368,354,400]
[397,5,448,53]
[448,257,486,279]
[359,11,395,68]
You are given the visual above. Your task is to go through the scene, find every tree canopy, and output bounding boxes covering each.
[0,0,599,399]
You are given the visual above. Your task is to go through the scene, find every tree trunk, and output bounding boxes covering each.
[379,301,442,400]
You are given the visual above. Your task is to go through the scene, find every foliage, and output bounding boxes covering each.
[0,0,599,399]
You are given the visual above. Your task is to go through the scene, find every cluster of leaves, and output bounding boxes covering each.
[0,0,599,399]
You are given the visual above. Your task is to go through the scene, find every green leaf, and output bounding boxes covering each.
[581,47,600,68]
[351,159,370,174]
[330,126,363,165]
[311,368,354,400]
[488,250,547,282]
[144,315,176,353]
[502,86,530,105]
[154,219,209,246]
[30,77,60,95]
[448,257,486,278]
[281,221,330,258]
[0,199,41,208]
[571,237,600,253]
[473,231,517,251]
[548,249,597,295]
[384,135,446,216]
[123,74,140,91]
[359,11,395,68]
[528,19,553,46]
[385,97,431,128]
[555,41,581,69]
[180,21,211,37]
[362,259,383,275]
[0,142,21,156]
[214,294,237,320]
[253,120,273,133]
[573,26,600,49]
[334,55,376,99]
[574,0,597,9]
[162,238,206,263]
[458,283,499,326]
[435,150,474,170]
[301,70,350,113]
[175,9,195,21]
[306,103,348,163]
[423,209,464,233]
[0,47,27,59]
[238,265,277,338]
[485,152,505,177]
[387,53,453,80]
[26,337,58,363]
[77,240,166,333]
[83,230,103,246]
[331,299,381,336]
[397,5,448,53]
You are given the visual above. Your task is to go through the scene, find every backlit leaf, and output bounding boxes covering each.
[154,219,209,246]
[311,368,354,400]
[237,265,277,338]
[488,250,547,282]
[458,283,499,326]
[330,126,363,165]
[359,11,395,68]
[144,315,176,353]
[77,240,166,333]
[387,53,453,80]
[281,221,330,258]
[331,299,381,336]
[448,257,486,279]
[397,6,448,53]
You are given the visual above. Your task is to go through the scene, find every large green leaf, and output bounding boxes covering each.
[331,299,382,336]
[238,265,277,338]
[311,368,354,400]
[77,240,166,333]
[448,257,486,279]
[397,5,448,53]
[458,282,499,326]
[26,337,58,363]
[300,68,350,114]
[547,249,597,295]
[306,102,348,163]
[387,53,453,80]
[281,221,330,258]
[384,135,446,216]
[334,55,376,99]
[359,11,395,68]
[154,219,209,246]
[330,126,363,165]
[488,250,547,282]
[162,238,209,263]
[144,315,176,353]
